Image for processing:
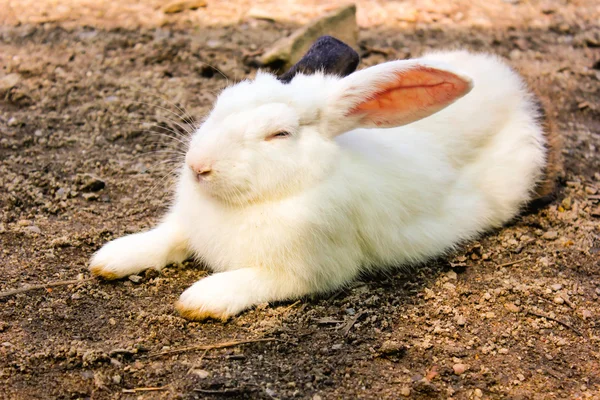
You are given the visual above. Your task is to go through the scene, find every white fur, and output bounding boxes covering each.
[90,50,547,319]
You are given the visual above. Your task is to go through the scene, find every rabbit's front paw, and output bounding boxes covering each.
[89,233,165,280]
[176,271,256,321]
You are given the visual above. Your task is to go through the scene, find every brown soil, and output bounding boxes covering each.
[1,1,599,399]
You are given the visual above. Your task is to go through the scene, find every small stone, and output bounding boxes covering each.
[161,0,207,13]
[498,348,509,354]
[581,310,592,320]
[455,315,466,326]
[446,270,457,280]
[331,344,343,350]
[190,369,210,378]
[442,282,456,291]
[379,340,404,355]
[345,308,355,315]
[17,219,32,226]
[517,373,526,381]
[7,117,20,127]
[260,4,358,70]
[504,302,520,313]
[560,196,572,210]
[109,318,116,326]
[399,386,411,396]
[453,363,468,375]
[78,173,105,192]
[71,293,82,300]
[128,275,142,283]
[542,231,558,240]
[553,296,565,304]
[551,283,563,291]
[112,375,122,384]
[0,73,21,94]
[484,312,496,319]
[474,388,483,398]
[312,395,323,400]
[82,193,99,201]
[24,225,41,234]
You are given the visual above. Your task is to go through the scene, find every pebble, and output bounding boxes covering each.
[561,196,572,210]
[7,117,20,127]
[581,310,592,320]
[190,369,210,378]
[332,344,343,350]
[504,302,520,313]
[82,193,99,201]
[79,173,105,192]
[0,73,21,94]
[399,386,411,396]
[345,308,355,315]
[474,388,483,397]
[112,375,122,384]
[446,270,457,280]
[456,315,466,326]
[161,0,207,14]
[24,225,41,234]
[128,275,142,283]
[379,340,404,355]
[551,283,563,291]
[453,363,468,375]
[499,348,509,354]
[553,296,565,304]
[542,231,558,240]
[312,395,323,400]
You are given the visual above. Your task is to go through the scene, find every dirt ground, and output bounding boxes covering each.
[1,1,599,399]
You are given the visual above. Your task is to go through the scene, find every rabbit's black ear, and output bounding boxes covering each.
[278,36,360,84]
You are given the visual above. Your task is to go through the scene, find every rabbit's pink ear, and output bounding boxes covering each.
[327,60,473,134]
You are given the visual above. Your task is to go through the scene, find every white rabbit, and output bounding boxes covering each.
[90,47,558,321]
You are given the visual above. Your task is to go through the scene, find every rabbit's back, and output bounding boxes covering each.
[333,51,548,265]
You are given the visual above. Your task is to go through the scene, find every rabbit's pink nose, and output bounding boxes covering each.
[189,162,213,181]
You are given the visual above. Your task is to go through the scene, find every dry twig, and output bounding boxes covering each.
[342,311,366,337]
[496,257,529,268]
[122,387,168,393]
[527,309,583,336]
[147,337,283,358]
[0,277,95,299]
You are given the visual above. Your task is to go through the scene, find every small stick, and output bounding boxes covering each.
[280,300,301,314]
[560,294,575,309]
[342,311,366,337]
[527,309,583,336]
[122,387,168,393]
[496,257,529,268]
[194,388,249,395]
[0,277,95,299]
[147,337,282,358]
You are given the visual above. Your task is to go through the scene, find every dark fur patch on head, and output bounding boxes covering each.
[278,36,359,84]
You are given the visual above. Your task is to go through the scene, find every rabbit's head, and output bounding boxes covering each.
[184,37,473,206]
